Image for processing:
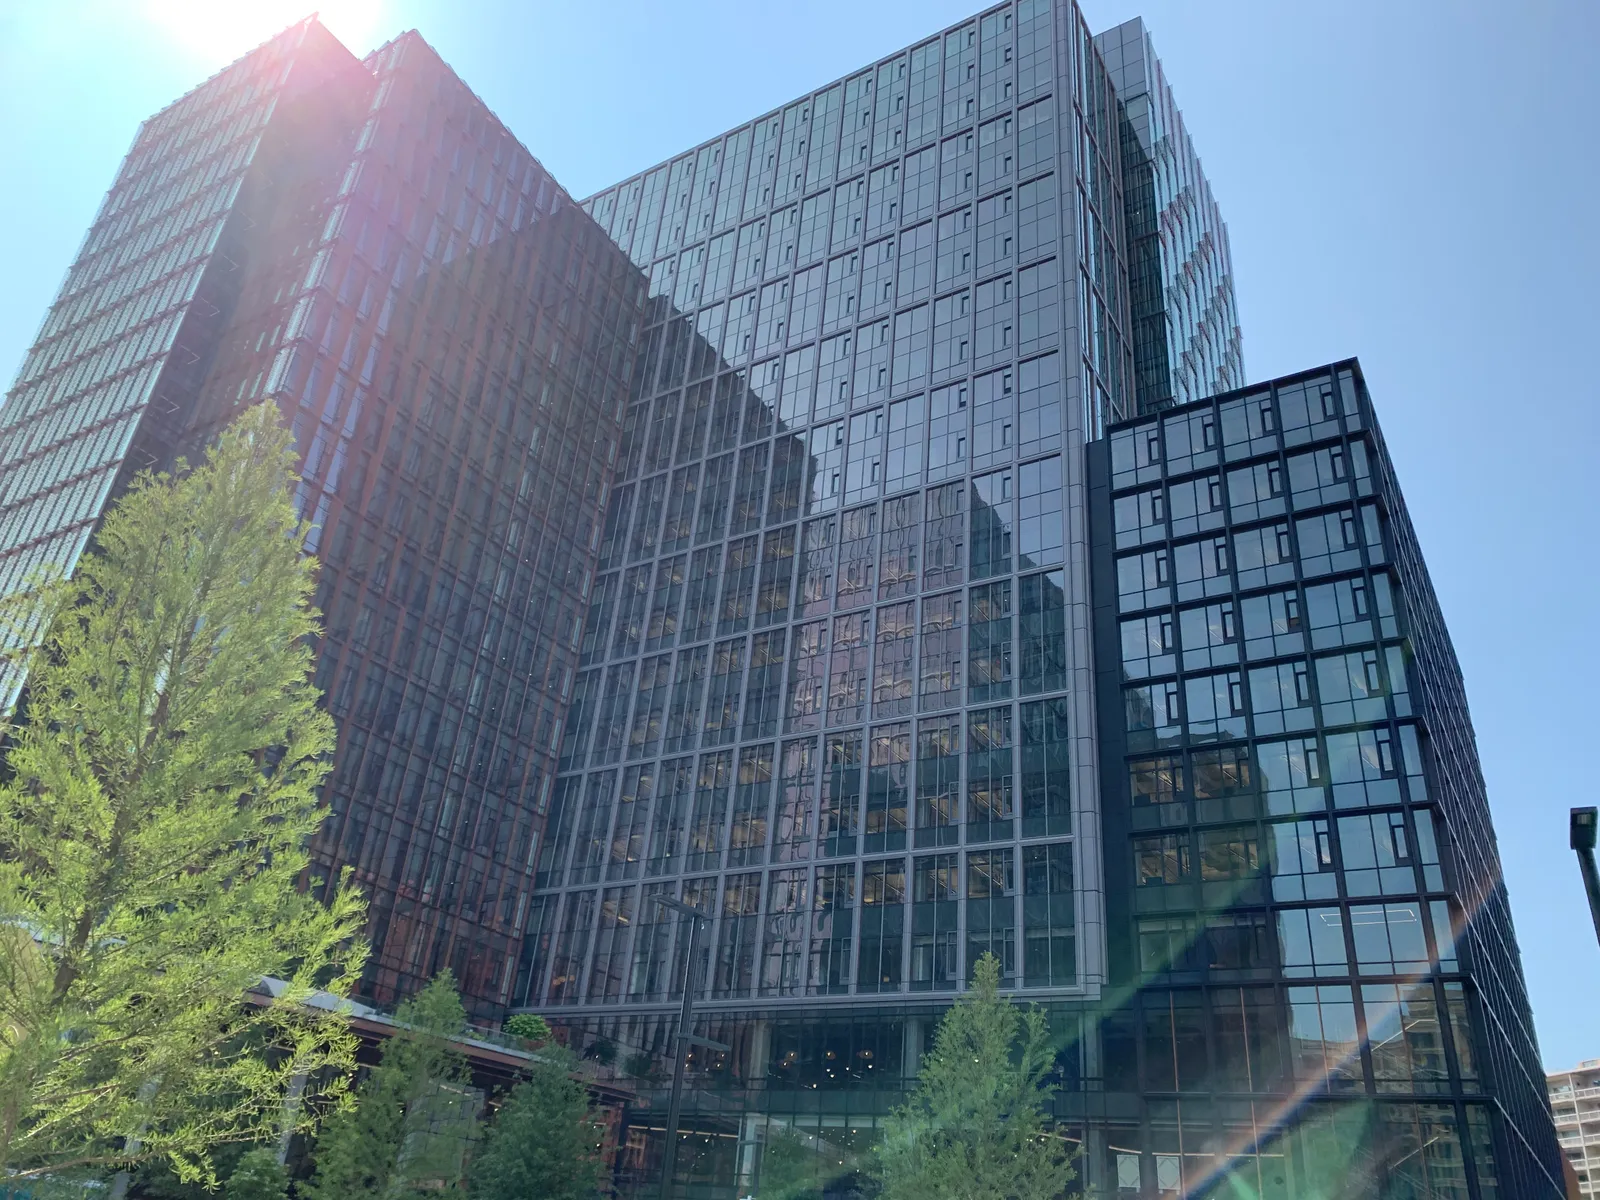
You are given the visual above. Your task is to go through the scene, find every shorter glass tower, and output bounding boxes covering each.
[1089,360,1560,1199]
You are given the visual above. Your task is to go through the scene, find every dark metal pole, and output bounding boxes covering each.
[1572,807,1600,948]
[658,901,703,1200]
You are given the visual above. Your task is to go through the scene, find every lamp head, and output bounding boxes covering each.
[1574,807,1599,853]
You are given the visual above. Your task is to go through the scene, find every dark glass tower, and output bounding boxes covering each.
[520,4,1128,1194]
[294,33,645,1018]
[1089,362,1561,1199]
[0,20,646,1018]
[508,5,1556,1199]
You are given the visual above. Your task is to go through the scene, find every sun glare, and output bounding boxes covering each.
[141,0,386,65]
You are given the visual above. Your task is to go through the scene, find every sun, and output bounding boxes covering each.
[141,0,387,64]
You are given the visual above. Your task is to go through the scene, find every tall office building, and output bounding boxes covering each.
[523,4,1124,1192]
[0,22,369,696]
[0,20,646,1017]
[1,3,1561,1198]
[509,4,1559,1199]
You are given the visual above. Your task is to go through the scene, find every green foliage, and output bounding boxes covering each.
[469,1047,602,1200]
[302,973,477,1200]
[504,1013,550,1045]
[873,954,1074,1200]
[0,406,366,1185]
[621,1051,654,1080]
[127,1141,247,1198]
[222,1148,288,1200]
[755,1124,848,1200]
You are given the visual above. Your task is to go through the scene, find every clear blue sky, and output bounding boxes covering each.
[3,1,1595,1067]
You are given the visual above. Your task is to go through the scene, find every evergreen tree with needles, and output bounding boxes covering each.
[469,1042,603,1200]
[303,973,477,1199]
[0,405,366,1187]
[873,953,1074,1200]
[223,1147,290,1200]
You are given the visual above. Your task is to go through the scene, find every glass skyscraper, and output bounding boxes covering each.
[1091,363,1557,1199]
[0,20,646,1019]
[0,4,1560,1198]
[523,4,1128,1191]
[0,22,370,701]
[506,4,1557,1200]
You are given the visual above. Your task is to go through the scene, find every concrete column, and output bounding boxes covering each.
[736,1113,764,1195]
[745,1017,772,1080]
[902,1016,924,1080]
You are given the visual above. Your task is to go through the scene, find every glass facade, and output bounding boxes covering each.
[0,23,647,1019]
[291,35,645,1017]
[0,6,1562,1198]
[1095,19,1244,413]
[1089,363,1561,1199]
[520,2,1131,1192]
[0,21,370,702]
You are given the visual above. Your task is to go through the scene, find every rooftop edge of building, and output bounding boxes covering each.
[579,0,1131,206]
[1103,357,1363,432]
[361,27,582,214]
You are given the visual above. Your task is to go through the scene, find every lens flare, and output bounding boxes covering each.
[141,0,386,63]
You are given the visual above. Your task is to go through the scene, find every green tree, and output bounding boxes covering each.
[754,1124,835,1200]
[469,1044,602,1200]
[223,1148,289,1200]
[303,973,477,1199]
[873,954,1073,1200]
[125,1141,248,1199]
[0,406,366,1185]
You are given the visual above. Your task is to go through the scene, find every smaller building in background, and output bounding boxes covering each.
[1094,18,1244,413]
[1550,1060,1600,1197]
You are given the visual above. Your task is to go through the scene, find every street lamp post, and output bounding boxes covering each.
[1573,808,1600,949]
[653,895,729,1200]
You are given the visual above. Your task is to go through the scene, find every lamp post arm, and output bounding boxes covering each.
[1577,847,1600,948]
[1572,808,1600,948]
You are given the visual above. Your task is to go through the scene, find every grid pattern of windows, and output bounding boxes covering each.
[0,23,346,699]
[302,37,644,1018]
[15,7,1555,1199]
[1092,364,1562,1200]
[532,0,1115,1023]
[0,26,649,1021]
